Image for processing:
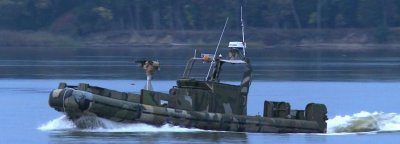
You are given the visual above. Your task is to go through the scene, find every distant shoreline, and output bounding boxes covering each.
[1,28,400,47]
[1,29,400,59]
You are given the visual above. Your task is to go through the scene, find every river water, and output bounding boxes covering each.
[1,55,400,143]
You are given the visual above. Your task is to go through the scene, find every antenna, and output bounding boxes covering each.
[241,1,246,56]
[206,17,229,80]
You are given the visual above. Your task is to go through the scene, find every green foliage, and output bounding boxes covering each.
[0,0,399,35]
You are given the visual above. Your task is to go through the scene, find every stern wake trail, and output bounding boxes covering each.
[327,111,400,134]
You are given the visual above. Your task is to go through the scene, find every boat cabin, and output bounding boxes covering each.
[140,42,252,115]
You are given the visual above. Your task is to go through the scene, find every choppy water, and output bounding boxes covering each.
[1,79,400,143]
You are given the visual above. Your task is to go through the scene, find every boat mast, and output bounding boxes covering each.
[241,2,246,56]
[205,17,229,80]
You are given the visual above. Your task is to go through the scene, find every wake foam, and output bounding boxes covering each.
[38,116,204,133]
[327,111,400,133]
[40,111,400,134]
[38,116,76,131]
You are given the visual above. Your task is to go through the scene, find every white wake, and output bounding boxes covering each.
[327,111,400,133]
[39,111,400,134]
[38,116,76,131]
[38,115,204,133]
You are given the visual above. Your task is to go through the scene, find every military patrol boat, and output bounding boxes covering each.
[48,7,327,133]
[48,40,327,133]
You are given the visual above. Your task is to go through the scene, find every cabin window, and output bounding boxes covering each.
[218,62,248,85]
[183,59,213,80]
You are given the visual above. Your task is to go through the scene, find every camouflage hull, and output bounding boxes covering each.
[49,84,327,133]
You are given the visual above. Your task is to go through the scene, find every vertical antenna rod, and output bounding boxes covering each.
[206,17,229,80]
[241,2,246,56]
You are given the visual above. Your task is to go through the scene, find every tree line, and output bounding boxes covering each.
[0,0,398,35]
